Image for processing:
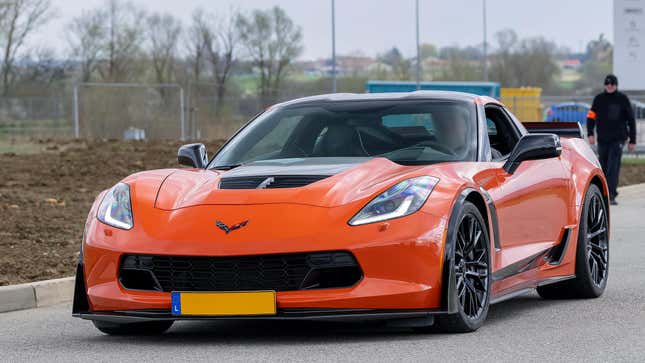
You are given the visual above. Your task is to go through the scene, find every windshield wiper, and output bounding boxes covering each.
[212,164,242,170]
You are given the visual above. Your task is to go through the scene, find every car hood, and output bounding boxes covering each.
[151,157,429,210]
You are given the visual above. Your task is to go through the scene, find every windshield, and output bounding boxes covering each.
[210,99,478,168]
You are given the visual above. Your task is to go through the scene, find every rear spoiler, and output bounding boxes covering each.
[522,122,584,139]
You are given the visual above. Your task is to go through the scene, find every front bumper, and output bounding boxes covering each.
[78,203,449,315]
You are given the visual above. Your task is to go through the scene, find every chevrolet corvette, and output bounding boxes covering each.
[73,91,610,334]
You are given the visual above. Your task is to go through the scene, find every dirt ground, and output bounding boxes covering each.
[0,139,224,285]
[1,140,644,286]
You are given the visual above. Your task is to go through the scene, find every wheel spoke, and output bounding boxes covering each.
[589,257,598,283]
[466,285,476,316]
[587,227,607,240]
[589,248,607,266]
[463,220,476,255]
[465,260,488,269]
[465,269,488,279]
[469,283,480,312]
[589,241,608,253]
[456,276,466,298]
[592,208,604,230]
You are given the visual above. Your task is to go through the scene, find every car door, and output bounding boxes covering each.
[482,105,570,250]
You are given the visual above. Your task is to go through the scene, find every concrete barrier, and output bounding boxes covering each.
[0,277,74,313]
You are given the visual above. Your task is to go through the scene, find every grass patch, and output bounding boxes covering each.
[622,157,645,164]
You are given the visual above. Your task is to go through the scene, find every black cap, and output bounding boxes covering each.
[604,74,618,85]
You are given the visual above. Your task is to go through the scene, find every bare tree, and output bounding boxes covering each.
[489,29,560,91]
[18,47,69,85]
[66,9,106,82]
[146,13,182,84]
[489,29,518,87]
[237,6,303,107]
[185,10,207,82]
[0,0,52,95]
[66,0,145,83]
[98,0,145,82]
[202,10,240,111]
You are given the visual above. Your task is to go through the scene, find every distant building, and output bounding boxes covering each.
[299,56,377,77]
[560,59,582,71]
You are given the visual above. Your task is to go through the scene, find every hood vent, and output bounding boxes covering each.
[219,175,330,189]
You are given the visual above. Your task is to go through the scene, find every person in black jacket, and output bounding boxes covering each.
[587,74,636,205]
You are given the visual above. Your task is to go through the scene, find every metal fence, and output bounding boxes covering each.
[74,83,185,140]
[0,96,72,141]
[1,87,645,146]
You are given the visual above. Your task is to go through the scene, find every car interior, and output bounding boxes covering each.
[266,109,475,164]
[226,103,520,166]
[484,105,521,161]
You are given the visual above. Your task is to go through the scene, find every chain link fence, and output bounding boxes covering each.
[74,83,185,140]
[0,96,73,142]
[1,85,645,149]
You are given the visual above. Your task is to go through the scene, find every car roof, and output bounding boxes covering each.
[272,91,488,109]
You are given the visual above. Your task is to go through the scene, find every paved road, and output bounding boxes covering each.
[2,186,645,362]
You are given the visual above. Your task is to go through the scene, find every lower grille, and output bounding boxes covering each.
[119,251,362,292]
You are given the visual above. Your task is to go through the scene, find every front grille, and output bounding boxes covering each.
[119,251,362,292]
[219,175,329,189]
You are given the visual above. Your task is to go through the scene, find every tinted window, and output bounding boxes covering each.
[210,100,478,168]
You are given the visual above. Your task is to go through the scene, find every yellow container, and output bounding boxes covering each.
[500,87,542,121]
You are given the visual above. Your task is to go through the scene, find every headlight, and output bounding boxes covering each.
[97,183,133,230]
[349,176,438,226]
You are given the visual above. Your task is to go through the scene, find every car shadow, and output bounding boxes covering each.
[83,292,581,344]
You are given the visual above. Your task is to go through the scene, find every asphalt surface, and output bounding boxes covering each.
[2,186,645,362]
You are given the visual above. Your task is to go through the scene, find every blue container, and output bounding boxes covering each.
[366,81,501,98]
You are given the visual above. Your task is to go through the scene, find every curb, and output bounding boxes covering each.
[0,276,74,313]
[617,182,645,196]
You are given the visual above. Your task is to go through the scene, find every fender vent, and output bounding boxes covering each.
[219,175,329,189]
[545,228,572,265]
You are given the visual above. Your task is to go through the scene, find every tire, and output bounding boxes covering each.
[92,320,174,335]
[416,202,491,333]
[537,184,609,299]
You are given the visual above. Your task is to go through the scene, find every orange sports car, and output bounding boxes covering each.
[73,92,610,334]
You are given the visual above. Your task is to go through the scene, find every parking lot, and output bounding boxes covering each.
[1,184,644,362]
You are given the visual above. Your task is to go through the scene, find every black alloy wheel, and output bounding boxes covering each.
[585,192,609,287]
[417,202,491,333]
[454,213,490,320]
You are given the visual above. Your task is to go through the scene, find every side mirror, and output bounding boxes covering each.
[503,134,561,174]
[178,143,208,169]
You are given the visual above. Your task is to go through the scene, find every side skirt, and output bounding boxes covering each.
[491,227,574,282]
[490,228,576,304]
[490,275,576,305]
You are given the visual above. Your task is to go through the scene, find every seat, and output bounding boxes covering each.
[312,124,367,157]
[491,147,503,159]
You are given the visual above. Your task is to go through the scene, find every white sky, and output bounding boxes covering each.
[35,0,613,60]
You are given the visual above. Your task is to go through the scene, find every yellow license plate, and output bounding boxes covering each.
[171,291,276,316]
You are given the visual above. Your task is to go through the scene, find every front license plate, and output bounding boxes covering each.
[171,291,276,316]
